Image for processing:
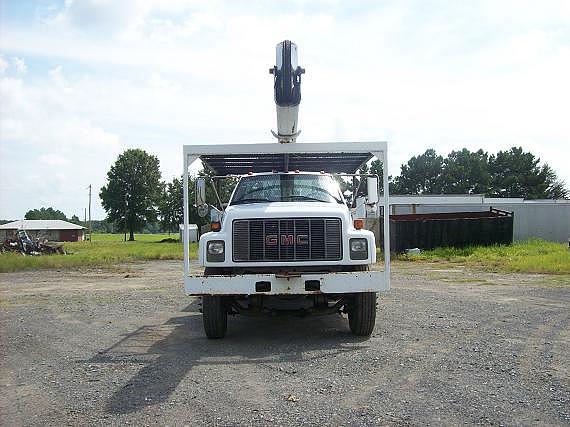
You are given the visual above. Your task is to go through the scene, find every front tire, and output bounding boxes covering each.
[202,267,227,339]
[202,295,227,339]
[348,292,377,336]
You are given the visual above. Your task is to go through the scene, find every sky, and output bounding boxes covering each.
[1,0,569,220]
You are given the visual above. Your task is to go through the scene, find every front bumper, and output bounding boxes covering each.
[184,270,388,296]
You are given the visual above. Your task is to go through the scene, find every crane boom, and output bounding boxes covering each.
[269,40,305,143]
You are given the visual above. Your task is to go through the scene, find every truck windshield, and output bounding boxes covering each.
[230,174,344,205]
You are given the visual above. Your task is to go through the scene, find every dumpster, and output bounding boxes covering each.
[383,208,513,252]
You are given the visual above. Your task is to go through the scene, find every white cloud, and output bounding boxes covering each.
[39,153,68,166]
[48,65,68,87]
[12,57,27,74]
[46,0,144,36]
[0,72,122,219]
[0,55,8,74]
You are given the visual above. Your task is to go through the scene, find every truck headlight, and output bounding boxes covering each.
[350,238,368,260]
[207,240,225,262]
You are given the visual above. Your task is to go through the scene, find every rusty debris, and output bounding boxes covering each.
[1,229,66,256]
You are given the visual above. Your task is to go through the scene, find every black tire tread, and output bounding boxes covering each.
[202,296,227,339]
[202,268,227,339]
[348,264,377,336]
[348,292,377,336]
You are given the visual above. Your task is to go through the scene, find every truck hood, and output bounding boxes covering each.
[223,202,350,223]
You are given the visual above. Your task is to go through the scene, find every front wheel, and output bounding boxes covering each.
[202,295,227,339]
[348,292,377,336]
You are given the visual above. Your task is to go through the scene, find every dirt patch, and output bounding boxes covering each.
[1,261,568,425]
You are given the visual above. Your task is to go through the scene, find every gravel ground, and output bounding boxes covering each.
[1,260,569,426]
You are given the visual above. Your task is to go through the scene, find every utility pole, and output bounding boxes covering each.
[84,185,92,241]
[124,193,127,242]
[88,184,92,242]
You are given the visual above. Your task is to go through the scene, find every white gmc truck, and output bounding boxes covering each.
[181,41,390,338]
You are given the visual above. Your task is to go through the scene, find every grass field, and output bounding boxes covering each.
[0,233,195,273]
[396,239,570,274]
[89,233,179,242]
[1,234,568,275]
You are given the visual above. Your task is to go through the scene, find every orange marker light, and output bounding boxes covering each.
[353,219,364,230]
[211,222,221,232]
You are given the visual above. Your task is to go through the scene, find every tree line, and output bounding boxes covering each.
[359,146,567,199]
[15,146,565,241]
[106,146,567,240]
[21,207,116,232]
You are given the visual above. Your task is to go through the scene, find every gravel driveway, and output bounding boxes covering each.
[1,261,569,425]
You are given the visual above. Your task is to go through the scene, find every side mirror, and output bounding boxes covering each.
[197,204,209,217]
[210,207,222,223]
[195,177,206,206]
[367,176,379,204]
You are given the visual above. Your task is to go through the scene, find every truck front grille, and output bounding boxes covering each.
[232,218,342,262]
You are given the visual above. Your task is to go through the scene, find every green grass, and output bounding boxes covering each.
[0,233,196,273]
[89,233,177,242]
[2,234,568,275]
[396,239,570,274]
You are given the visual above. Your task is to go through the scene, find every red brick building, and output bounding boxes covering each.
[0,220,85,242]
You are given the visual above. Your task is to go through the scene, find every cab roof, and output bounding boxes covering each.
[199,152,373,175]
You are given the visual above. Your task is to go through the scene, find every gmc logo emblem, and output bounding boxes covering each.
[265,234,308,246]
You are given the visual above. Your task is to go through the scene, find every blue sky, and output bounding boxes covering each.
[1,0,569,219]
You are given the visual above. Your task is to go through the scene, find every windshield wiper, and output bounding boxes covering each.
[231,198,273,205]
[283,195,327,202]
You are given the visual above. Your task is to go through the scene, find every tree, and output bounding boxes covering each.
[487,147,567,199]
[369,158,397,193]
[392,149,444,194]
[159,172,230,235]
[440,148,490,194]
[25,207,67,220]
[90,219,115,233]
[334,157,397,205]
[369,159,382,178]
[158,177,183,234]
[100,149,162,241]
[199,166,238,208]
[70,215,82,225]
[542,164,569,199]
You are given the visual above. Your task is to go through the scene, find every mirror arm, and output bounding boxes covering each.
[209,178,225,213]
[195,177,206,207]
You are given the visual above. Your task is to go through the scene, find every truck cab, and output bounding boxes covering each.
[199,172,376,271]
